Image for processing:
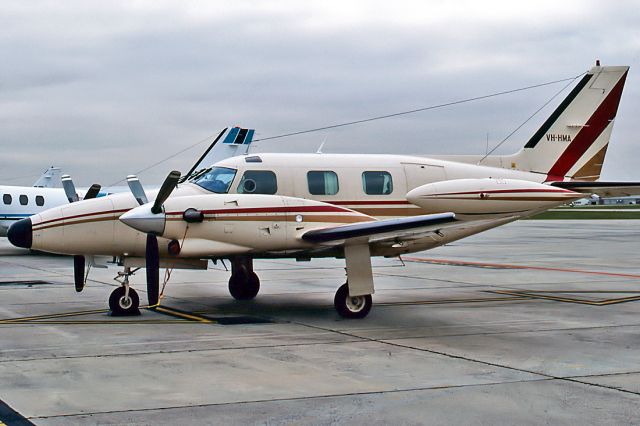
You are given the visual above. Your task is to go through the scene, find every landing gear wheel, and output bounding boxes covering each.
[228,269,260,300]
[334,283,372,319]
[109,287,141,316]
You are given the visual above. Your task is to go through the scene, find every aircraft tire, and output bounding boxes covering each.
[228,270,260,300]
[334,283,372,319]
[109,287,141,316]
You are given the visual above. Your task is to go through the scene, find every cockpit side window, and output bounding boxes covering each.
[191,167,237,194]
[237,170,277,194]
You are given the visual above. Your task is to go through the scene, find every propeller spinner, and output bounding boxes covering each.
[120,170,181,307]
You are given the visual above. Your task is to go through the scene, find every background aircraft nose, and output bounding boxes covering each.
[7,218,32,249]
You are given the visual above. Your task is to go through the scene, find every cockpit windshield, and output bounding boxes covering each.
[190,167,237,194]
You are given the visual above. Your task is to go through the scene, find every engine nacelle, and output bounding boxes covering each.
[406,178,582,216]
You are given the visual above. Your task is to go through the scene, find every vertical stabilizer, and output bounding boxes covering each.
[33,166,63,188]
[510,64,629,181]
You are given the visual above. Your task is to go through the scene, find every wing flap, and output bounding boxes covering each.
[301,212,456,244]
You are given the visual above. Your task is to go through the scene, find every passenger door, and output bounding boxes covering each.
[402,163,447,191]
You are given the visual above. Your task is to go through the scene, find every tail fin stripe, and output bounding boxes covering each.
[546,71,628,179]
[524,73,593,149]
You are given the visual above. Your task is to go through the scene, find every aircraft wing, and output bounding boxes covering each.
[301,213,457,244]
[549,181,640,197]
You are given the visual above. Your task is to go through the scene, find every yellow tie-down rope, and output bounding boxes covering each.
[150,224,190,309]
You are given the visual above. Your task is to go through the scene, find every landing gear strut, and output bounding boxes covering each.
[228,256,260,300]
[110,267,141,316]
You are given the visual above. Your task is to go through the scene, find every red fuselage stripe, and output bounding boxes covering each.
[428,188,572,196]
[329,200,411,205]
[34,208,131,227]
[166,205,354,216]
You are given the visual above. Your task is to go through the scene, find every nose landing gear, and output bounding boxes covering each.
[109,267,141,316]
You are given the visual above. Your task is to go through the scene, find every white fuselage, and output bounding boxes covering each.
[0,186,69,237]
[25,153,560,258]
[212,153,548,217]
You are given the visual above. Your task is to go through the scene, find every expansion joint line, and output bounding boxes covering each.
[296,322,640,398]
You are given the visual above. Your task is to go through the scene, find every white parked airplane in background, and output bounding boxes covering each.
[0,127,255,237]
[0,167,71,236]
[8,64,639,318]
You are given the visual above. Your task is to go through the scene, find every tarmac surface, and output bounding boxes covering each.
[0,220,639,425]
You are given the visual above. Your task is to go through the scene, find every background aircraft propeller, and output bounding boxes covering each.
[83,184,102,200]
[62,175,101,202]
[126,175,148,205]
[61,174,79,202]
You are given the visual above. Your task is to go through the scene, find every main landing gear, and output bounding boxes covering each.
[226,245,376,319]
[334,283,373,319]
[109,267,141,316]
[228,256,260,300]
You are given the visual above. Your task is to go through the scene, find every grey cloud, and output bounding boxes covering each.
[1,1,639,185]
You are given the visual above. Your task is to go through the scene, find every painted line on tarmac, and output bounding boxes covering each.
[0,306,272,326]
[153,306,273,325]
[404,257,640,279]
[0,308,110,324]
[490,290,640,306]
[376,295,529,306]
[152,306,216,323]
[0,398,34,426]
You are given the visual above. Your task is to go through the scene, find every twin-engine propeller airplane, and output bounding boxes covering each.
[8,63,639,318]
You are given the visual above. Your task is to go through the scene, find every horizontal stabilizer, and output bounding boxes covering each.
[302,213,456,244]
[550,181,640,197]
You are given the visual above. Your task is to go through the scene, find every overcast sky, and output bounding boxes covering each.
[1,0,639,186]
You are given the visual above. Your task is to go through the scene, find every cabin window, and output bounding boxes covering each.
[191,167,237,194]
[36,195,45,206]
[2,194,11,205]
[19,195,28,205]
[237,170,277,194]
[362,171,393,195]
[307,171,339,195]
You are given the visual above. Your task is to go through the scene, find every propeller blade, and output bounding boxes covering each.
[126,175,148,205]
[73,255,85,292]
[83,184,102,200]
[146,233,160,306]
[61,174,79,203]
[151,170,181,214]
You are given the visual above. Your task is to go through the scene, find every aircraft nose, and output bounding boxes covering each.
[119,206,165,235]
[8,218,32,249]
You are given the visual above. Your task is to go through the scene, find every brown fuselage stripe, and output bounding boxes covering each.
[329,200,411,205]
[419,196,576,202]
[167,214,373,223]
[430,188,573,196]
[35,212,375,232]
[351,207,421,216]
[166,205,356,215]
[34,208,131,227]
[33,215,119,231]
